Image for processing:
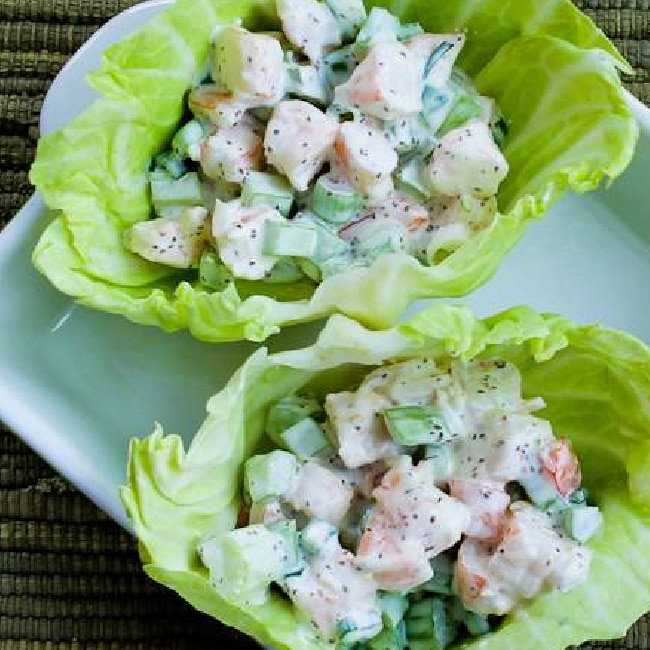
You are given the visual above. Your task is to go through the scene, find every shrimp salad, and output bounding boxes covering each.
[123,0,509,288]
[198,358,602,648]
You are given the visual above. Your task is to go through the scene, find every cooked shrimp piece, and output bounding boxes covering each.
[357,456,470,591]
[456,501,591,615]
[200,121,264,183]
[334,122,397,204]
[539,438,582,497]
[265,100,339,191]
[188,85,249,128]
[213,26,286,105]
[289,461,354,525]
[277,0,342,62]
[285,538,381,642]
[212,200,284,280]
[449,479,510,540]
[334,41,422,119]
[424,120,508,198]
[124,207,209,269]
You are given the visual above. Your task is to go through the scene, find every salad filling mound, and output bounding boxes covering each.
[198,357,602,648]
[124,0,509,287]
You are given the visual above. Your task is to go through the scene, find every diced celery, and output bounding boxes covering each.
[404,598,457,648]
[325,0,367,40]
[563,505,603,542]
[153,152,187,179]
[198,525,286,605]
[266,395,324,442]
[356,7,400,51]
[397,22,424,40]
[421,85,454,132]
[199,250,234,291]
[150,172,204,212]
[294,212,350,263]
[463,609,491,636]
[285,53,331,106]
[266,519,306,577]
[277,417,330,459]
[423,444,454,484]
[378,592,408,629]
[418,554,454,595]
[519,473,561,510]
[171,119,205,160]
[244,450,299,503]
[569,488,590,506]
[261,258,306,284]
[368,621,407,650]
[424,41,454,79]
[299,519,338,556]
[312,174,361,224]
[396,157,429,197]
[339,498,373,550]
[323,45,360,87]
[437,91,484,136]
[242,171,294,216]
[262,221,319,257]
[383,406,451,445]
[337,617,384,645]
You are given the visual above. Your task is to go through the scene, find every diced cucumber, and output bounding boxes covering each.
[294,212,350,263]
[337,617,384,645]
[312,174,361,224]
[262,221,319,257]
[266,395,324,442]
[418,554,454,595]
[244,450,299,503]
[241,171,294,216]
[356,7,400,51]
[368,621,407,650]
[276,417,330,459]
[299,519,338,556]
[172,119,205,160]
[266,519,306,577]
[563,505,603,543]
[150,172,204,212]
[396,157,429,197]
[519,473,561,511]
[378,592,408,629]
[384,114,437,157]
[424,41,455,79]
[198,525,287,605]
[262,258,307,284]
[404,598,457,648]
[323,45,359,87]
[199,250,234,291]
[383,406,451,446]
[153,152,188,179]
[423,444,454,484]
[325,0,367,40]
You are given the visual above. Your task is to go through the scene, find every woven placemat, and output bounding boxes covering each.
[0,0,648,648]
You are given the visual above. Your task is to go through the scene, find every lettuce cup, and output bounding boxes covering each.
[122,304,650,649]
[30,0,637,343]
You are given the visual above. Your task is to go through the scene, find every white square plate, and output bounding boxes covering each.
[0,0,649,529]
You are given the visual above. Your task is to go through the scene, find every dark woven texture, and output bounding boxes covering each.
[0,0,648,647]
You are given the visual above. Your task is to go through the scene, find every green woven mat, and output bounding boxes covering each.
[0,0,648,647]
